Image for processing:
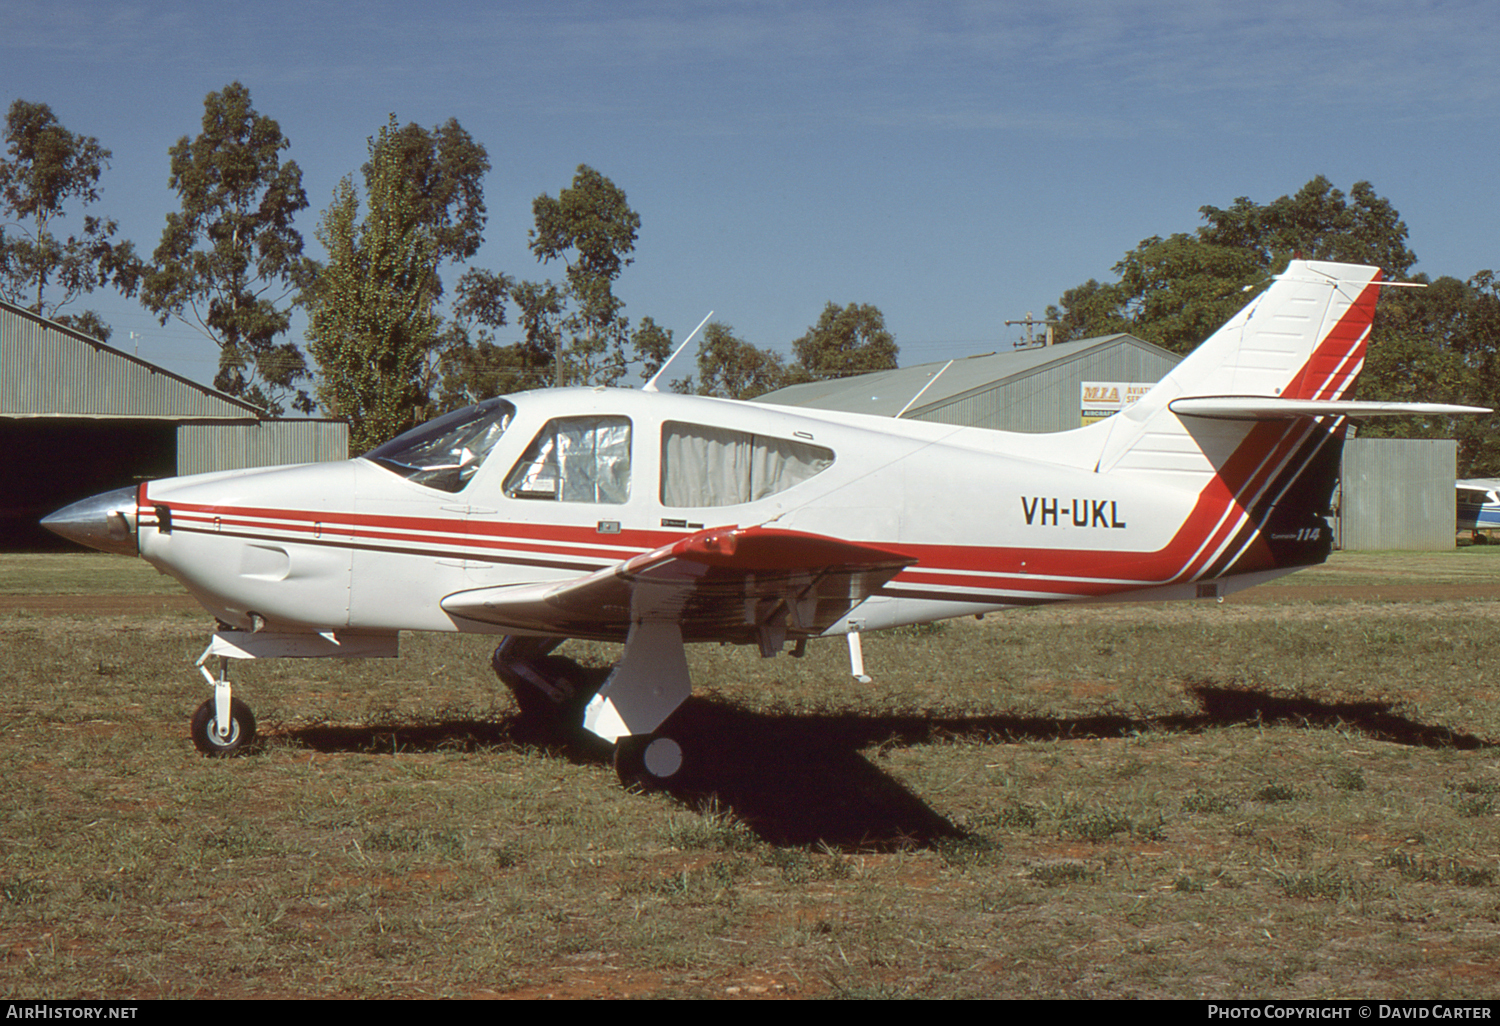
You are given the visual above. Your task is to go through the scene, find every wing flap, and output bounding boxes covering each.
[441,525,915,641]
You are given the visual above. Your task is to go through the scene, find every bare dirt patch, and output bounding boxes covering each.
[0,594,202,616]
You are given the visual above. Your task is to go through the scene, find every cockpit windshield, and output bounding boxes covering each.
[363,397,517,493]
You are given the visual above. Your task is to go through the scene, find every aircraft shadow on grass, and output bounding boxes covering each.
[273,684,1492,850]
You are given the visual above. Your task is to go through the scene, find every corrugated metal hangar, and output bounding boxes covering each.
[1,299,346,549]
[755,333,1180,432]
[756,333,1460,551]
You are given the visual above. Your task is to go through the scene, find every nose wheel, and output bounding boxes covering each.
[191,643,256,756]
[190,697,257,756]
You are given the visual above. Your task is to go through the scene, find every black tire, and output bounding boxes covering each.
[613,733,685,791]
[190,697,257,756]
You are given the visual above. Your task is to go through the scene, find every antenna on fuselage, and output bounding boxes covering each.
[642,311,714,392]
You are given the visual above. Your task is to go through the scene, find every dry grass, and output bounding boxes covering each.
[2,551,1500,998]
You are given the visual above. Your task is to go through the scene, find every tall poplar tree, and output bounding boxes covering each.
[306,115,440,452]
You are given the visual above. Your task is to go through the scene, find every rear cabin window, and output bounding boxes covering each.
[660,421,834,507]
[504,416,632,504]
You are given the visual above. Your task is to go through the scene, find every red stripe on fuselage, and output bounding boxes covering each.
[150,498,675,565]
[1282,275,1381,401]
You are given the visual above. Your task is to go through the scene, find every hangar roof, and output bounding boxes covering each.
[753,333,1173,419]
[0,299,261,420]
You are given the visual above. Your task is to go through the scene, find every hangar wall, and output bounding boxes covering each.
[1,300,348,549]
[912,338,1179,433]
[1337,438,1457,551]
[177,421,349,476]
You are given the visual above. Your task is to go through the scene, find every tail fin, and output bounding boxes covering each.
[1095,259,1383,478]
[1091,260,1483,579]
[1093,260,1385,577]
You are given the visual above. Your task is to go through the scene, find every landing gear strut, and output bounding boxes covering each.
[491,636,595,733]
[493,631,694,790]
[191,645,257,756]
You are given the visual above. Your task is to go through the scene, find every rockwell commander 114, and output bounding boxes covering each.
[43,260,1485,787]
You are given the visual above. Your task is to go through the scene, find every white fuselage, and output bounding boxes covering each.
[136,386,1223,641]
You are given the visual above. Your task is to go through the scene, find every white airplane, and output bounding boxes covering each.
[43,260,1486,787]
[1456,479,1500,542]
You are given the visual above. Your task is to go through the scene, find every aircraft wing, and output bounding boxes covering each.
[440,525,915,643]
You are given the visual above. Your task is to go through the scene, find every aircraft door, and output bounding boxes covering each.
[463,414,639,587]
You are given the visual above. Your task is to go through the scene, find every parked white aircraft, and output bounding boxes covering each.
[1457,479,1500,542]
[43,260,1486,787]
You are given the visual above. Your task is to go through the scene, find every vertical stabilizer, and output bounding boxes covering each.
[1094,260,1382,480]
[1089,260,1383,580]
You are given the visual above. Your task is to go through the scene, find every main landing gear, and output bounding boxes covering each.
[490,636,594,731]
[612,733,685,791]
[492,634,690,790]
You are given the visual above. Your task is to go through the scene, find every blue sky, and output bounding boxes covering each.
[4,0,1498,387]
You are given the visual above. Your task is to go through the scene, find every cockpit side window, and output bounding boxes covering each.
[504,416,632,504]
[660,421,834,507]
[364,398,516,493]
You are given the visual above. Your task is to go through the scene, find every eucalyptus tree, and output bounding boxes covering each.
[0,99,142,340]
[791,302,898,380]
[695,321,792,400]
[142,82,313,413]
[1047,177,1417,354]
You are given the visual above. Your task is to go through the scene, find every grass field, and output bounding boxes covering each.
[2,550,1499,998]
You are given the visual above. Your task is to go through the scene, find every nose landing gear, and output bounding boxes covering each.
[191,645,256,756]
[190,696,257,755]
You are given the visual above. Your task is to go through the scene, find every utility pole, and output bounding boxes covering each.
[1006,312,1057,349]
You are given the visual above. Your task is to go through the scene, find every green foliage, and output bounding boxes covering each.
[1048,176,1415,355]
[504,277,567,387]
[1198,177,1416,276]
[1046,174,1500,475]
[1109,235,1264,353]
[695,321,791,400]
[630,316,676,385]
[358,117,508,414]
[0,99,142,338]
[524,164,643,386]
[791,301,898,380]
[305,115,440,452]
[141,83,313,414]
[362,118,489,273]
[430,267,543,412]
[1357,271,1500,476]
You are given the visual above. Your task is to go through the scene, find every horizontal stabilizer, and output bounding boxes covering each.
[1169,396,1491,421]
